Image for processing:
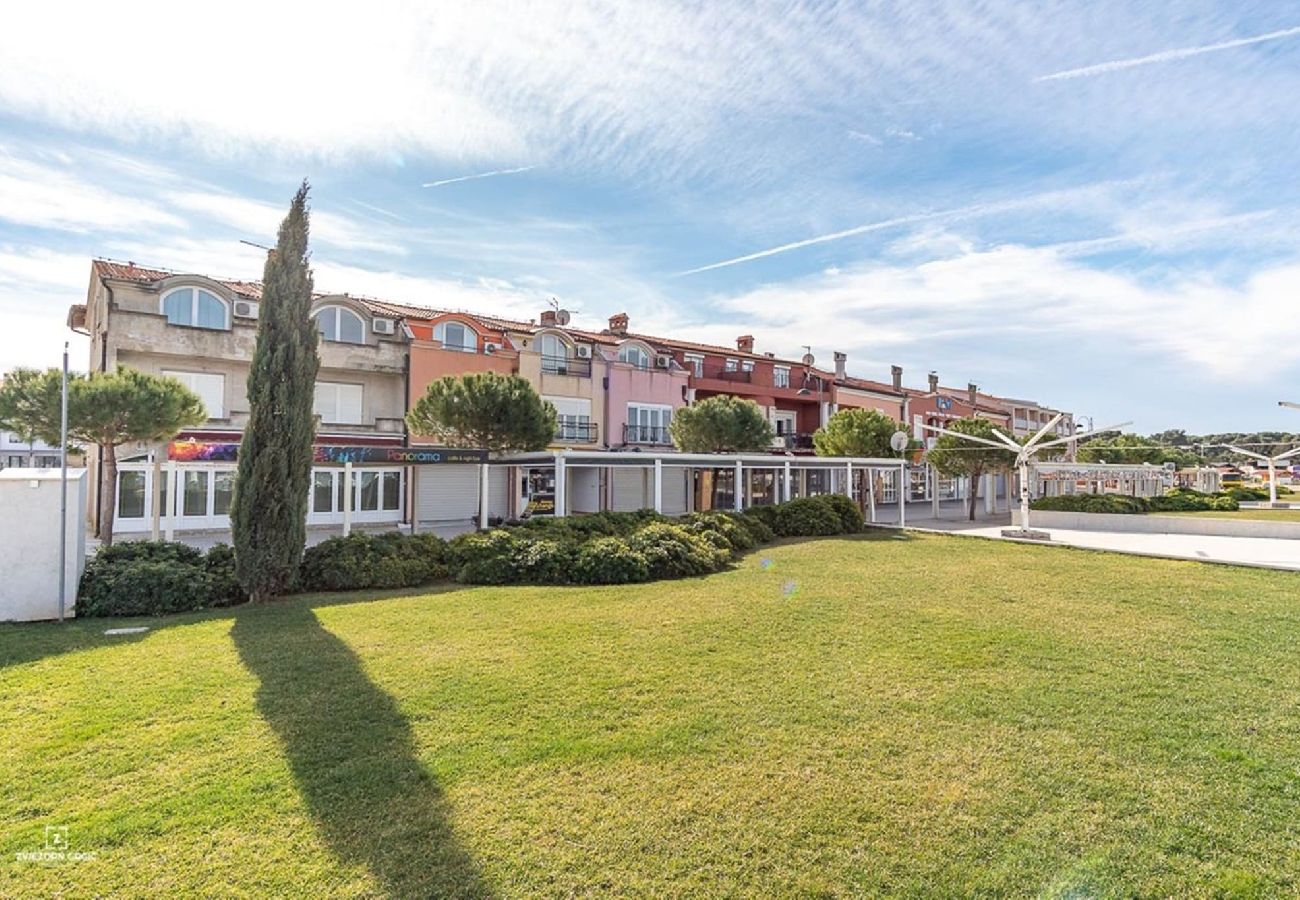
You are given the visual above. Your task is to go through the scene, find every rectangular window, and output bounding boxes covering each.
[774,366,790,388]
[724,358,738,372]
[183,470,209,516]
[741,360,754,372]
[313,471,335,513]
[162,370,225,419]
[627,404,672,444]
[118,471,146,518]
[358,471,380,511]
[684,354,703,377]
[313,382,364,425]
[382,471,401,511]
[213,471,234,516]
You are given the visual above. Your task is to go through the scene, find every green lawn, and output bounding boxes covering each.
[4,533,1300,897]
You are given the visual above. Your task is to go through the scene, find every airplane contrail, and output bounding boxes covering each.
[1035,24,1300,82]
[422,165,537,188]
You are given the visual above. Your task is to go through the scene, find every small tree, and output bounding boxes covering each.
[813,408,905,458]
[0,367,206,543]
[231,182,320,602]
[407,372,556,454]
[669,395,774,453]
[0,367,61,456]
[926,417,1018,520]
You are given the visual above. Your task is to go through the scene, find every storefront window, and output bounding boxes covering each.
[313,471,334,513]
[184,471,209,516]
[213,471,235,515]
[359,471,380,511]
[382,471,401,511]
[118,471,146,518]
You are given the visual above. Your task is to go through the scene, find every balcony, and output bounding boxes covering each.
[774,432,815,451]
[541,354,592,377]
[555,421,599,443]
[702,365,752,383]
[623,424,672,446]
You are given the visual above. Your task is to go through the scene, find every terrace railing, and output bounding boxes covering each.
[623,424,673,446]
[541,355,592,377]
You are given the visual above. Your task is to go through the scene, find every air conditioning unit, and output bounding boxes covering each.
[484,342,502,354]
[655,355,672,369]
[575,344,592,358]
[372,318,396,335]
[232,300,259,319]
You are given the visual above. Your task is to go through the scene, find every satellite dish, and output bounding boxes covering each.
[555,309,571,326]
[1163,461,1177,472]
[890,431,910,453]
[801,352,815,367]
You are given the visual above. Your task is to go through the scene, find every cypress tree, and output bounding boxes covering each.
[232,182,319,601]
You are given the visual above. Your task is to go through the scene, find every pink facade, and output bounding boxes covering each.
[603,356,690,448]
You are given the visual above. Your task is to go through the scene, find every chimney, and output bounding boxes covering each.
[540,310,558,327]
[608,312,629,335]
[833,351,847,381]
[928,371,939,393]
[891,365,903,391]
[736,335,755,354]
[968,382,978,406]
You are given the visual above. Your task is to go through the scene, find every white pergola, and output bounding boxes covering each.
[1224,443,1300,505]
[488,449,909,527]
[922,415,1130,538]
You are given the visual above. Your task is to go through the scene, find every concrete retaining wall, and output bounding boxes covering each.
[0,469,87,621]
[1014,509,1300,539]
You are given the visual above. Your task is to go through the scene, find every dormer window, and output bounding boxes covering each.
[618,344,650,369]
[161,287,229,330]
[434,320,477,353]
[314,306,365,344]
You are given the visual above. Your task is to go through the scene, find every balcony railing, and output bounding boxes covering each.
[702,366,752,382]
[623,424,672,446]
[541,355,592,377]
[555,421,599,443]
[774,432,815,451]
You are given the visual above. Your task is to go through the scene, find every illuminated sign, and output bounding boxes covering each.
[168,441,487,465]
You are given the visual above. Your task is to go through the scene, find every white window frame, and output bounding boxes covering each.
[683,353,704,377]
[773,366,790,388]
[434,320,477,353]
[617,344,651,369]
[160,286,229,330]
[162,370,226,419]
[313,381,364,425]
[314,305,367,344]
[724,358,738,372]
[626,403,673,444]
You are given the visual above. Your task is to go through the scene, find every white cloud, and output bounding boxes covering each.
[0,148,181,232]
[710,239,1300,380]
[1035,24,1300,82]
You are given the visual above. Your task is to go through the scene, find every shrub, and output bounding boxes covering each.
[299,532,448,592]
[682,511,757,553]
[456,554,519,585]
[572,536,651,584]
[626,522,729,579]
[745,504,779,531]
[773,497,844,537]
[204,543,245,606]
[511,537,579,584]
[446,529,519,571]
[78,541,214,617]
[93,539,205,567]
[815,494,864,533]
[733,511,775,544]
[1030,489,1240,515]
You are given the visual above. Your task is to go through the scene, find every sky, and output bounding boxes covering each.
[1,1,1298,433]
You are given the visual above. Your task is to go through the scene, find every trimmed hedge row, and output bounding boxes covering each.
[1031,488,1239,515]
[78,493,867,615]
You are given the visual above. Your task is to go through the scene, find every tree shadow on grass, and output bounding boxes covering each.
[231,602,491,898]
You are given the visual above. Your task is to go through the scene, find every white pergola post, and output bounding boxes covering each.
[867,468,876,523]
[930,465,940,519]
[150,451,162,541]
[342,461,353,536]
[844,461,853,500]
[164,459,178,542]
[898,461,906,528]
[733,459,743,511]
[554,453,567,517]
[479,462,490,529]
[783,460,792,502]
[984,473,995,514]
[653,458,663,513]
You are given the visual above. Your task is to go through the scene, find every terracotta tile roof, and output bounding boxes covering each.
[836,375,905,396]
[92,258,265,300]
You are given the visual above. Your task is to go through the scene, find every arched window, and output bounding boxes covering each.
[434,320,477,352]
[538,333,572,374]
[314,306,366,344]
[618,344,650,369]
[161,287,228,330]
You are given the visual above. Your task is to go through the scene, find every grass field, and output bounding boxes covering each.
[4,532,1300,897]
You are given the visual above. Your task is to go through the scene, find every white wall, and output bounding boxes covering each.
[0,469,86,622]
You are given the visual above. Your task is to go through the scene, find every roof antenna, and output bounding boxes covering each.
[239,239,274,252]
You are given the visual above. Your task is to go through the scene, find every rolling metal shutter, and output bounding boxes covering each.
[415,465,480,527]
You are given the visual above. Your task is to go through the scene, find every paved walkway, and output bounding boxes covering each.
[906,521,1300,572]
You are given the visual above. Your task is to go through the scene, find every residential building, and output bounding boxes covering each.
[0,432,61,469]
[69,260,411,537]
[828,357,907,422]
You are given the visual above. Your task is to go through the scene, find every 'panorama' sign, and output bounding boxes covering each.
[168,441,487,465]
